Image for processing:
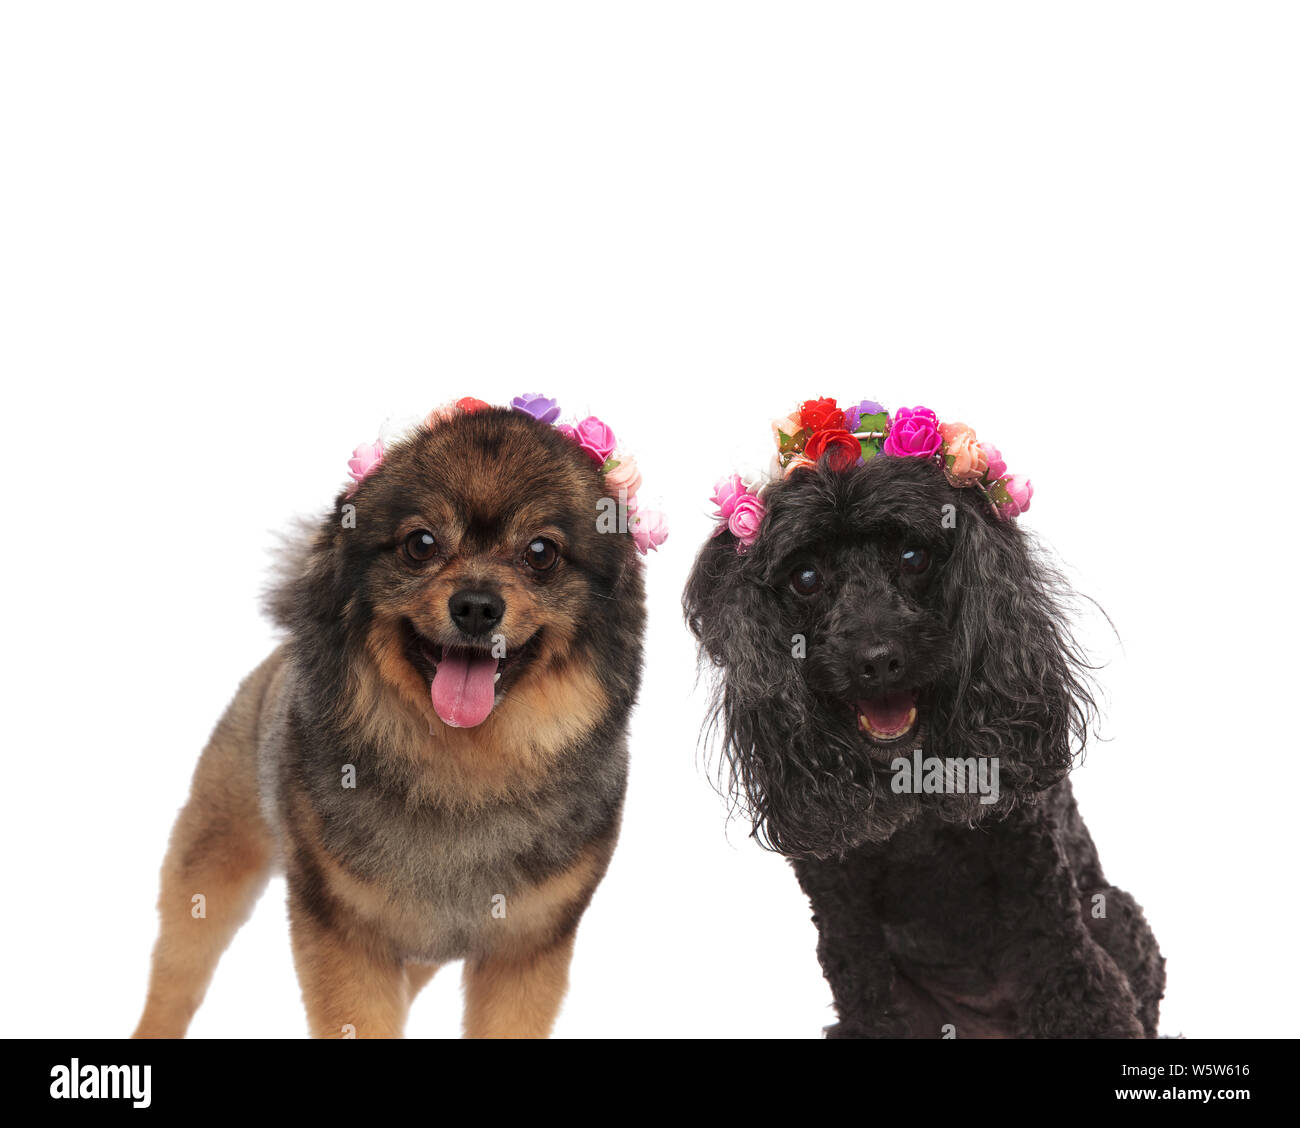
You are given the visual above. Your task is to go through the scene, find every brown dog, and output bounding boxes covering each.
[134,405,646,1037]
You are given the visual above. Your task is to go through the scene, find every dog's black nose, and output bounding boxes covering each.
[861,642,906,689]
[448,590,505,637]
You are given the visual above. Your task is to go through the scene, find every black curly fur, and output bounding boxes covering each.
[685,455,1165,1037]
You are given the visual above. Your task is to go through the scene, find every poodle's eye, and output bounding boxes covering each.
[524,537,560,572]
[790,565,823,596]
[900,546,931,575]
[402,530,439,563]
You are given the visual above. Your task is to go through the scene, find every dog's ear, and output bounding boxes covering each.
[684,530,803,709]
[932,504,1097,797]
[264,505,352,636]
[683,530,742,667]
[685,529,869,855]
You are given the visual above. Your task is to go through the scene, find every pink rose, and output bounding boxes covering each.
[938,422,988,485]
[999,474,1033,517]
[604,455,642,502]
[710,474,747,520]
[882,406,942,459]
[981,443,1007,482]
[629,506,669,554]
[572,416,617,464]
[555,423,577,442]
[347,438,384,483]
[727,493,766,549]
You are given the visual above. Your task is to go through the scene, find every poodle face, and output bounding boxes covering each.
[685,455,1095,859]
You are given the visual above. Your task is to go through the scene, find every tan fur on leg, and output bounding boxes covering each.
[289,903,411,1038]
[461,934,576,1039]
[133,834,272,1037]
[133,660,278,1038]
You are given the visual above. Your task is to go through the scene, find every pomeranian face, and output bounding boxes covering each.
[338,409,632,729]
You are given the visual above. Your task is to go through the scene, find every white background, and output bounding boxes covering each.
[2,2,1296,1038]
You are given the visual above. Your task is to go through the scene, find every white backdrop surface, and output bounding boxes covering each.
[1,2,1296,1038]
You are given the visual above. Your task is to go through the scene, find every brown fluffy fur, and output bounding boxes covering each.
[134,408,645,1038]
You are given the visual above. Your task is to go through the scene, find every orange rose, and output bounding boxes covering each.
[938,422,988,485]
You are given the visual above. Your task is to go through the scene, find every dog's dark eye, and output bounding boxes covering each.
[524,538,560,572]
[790,565,823,596]
[900,547,931,575]
[402,530,438,563]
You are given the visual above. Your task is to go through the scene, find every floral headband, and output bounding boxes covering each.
[710,397,1032,551]
[345,394,669,555]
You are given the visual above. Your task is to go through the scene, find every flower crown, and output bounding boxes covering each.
[344,394,668,555]
[711,397,1032,551]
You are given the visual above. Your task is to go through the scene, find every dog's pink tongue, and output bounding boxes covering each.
[431,649,499,728]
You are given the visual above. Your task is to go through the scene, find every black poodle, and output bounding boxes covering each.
[685,447,1164,1038]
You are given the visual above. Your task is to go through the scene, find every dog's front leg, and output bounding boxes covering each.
[288,892,411,1039]
[461,932,576,1038]
[992,815,1146,1038]
[791,855,904,1038]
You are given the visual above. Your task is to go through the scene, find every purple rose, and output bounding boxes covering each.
[843,400,886,432]
[882,405,942,458]
[510,393,561,424]
[572,415,617,464]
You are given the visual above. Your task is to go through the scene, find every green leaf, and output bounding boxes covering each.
[776,427,808,455]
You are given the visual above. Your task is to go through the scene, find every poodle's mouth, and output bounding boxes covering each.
[403,621,539,729]
[857,691,920,746]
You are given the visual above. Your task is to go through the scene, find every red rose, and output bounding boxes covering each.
[803,428,862,471]
[456,396,491,413]
[798,397,845,434]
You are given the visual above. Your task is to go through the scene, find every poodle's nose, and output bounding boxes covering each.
[449,589,505,637]
[861,642,906,689]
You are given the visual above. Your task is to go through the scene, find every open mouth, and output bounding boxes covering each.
[856,690,920,746]
[403,621,539,729]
